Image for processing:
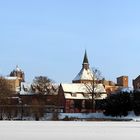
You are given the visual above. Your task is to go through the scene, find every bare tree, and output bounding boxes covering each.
[30,98,45,121]
[84,68,104,112]
[32,76,59,119]
[32,76,54,95]
[0,77,13,119]
[92,67,103,82]
[0,77,12,99]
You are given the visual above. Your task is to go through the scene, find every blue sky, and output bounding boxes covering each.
[0,0,140,86]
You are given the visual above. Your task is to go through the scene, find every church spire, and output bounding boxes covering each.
[82,50,89,69]
[73,50,93,83]
[83,50,89,64]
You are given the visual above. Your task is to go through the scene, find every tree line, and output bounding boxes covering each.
[0,76,58,120]
[100,91,140,117]
[1,75,140,120]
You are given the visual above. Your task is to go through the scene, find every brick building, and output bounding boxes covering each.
[133,75,140,90]
[117,76,128,87]
[103,76,129,94]
[58,51,107,113]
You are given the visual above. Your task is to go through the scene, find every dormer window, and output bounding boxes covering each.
[72,93,77,97]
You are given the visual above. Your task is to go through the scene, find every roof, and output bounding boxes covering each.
[134,75,140,81]
[73,68,94,81]
[83,50,89,64]
[64,92,107,100]
[5,76,18,80]
[61,83,107,99]
[61,83,106,93]
[20,82,35,95]
[11,65,24,74]
[120,87,133,93]
[20,82,59,95]
[15,65,22,72]
[73,51,95,82]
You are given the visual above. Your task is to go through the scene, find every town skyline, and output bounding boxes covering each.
[1,0,140,87]
[0,51,136,88]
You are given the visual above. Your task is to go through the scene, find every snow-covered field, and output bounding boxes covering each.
[0,121,140,140]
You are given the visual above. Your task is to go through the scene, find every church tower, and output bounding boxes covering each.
[72,51,94,83]
[10,65,25,83]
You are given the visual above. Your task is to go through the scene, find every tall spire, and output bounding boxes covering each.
[82,50,89,69]
[83,50,89,64]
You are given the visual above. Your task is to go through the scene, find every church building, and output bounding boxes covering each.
[72,51,94,84]
[58,51,107,113]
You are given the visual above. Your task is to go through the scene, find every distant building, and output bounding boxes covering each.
[10,65,25,83]
[117,76,128,87]
[19,82,59,112]
[103,76,129,94]
[133,75,140,90]
[102,79,119,94]
[4,65,25,93]
[5,76,20,93]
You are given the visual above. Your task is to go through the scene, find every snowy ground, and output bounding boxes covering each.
[0,121,140,140]
[59,111,140,121]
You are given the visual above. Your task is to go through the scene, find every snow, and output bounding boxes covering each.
[61,83,106,93]
[20,82,35,95]
[94,83,106,93]
[59,112,140,121]
[0,121,140,140]
[73,68,94,81]
[15,65,22,72]
[64,92,107,100]
[61,83,107,99]
[120,87,133,93]
[5,76,17,80]
[64,92,90,99]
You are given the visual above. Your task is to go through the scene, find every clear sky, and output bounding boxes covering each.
[0,0,140,87]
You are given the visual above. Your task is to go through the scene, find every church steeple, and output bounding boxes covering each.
[82,50,89,70]
[72,50,93,83]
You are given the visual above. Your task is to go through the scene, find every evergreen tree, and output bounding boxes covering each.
[103,92,132,117]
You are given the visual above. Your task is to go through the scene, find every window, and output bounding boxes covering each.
[72,93,77,97]
[83,93,89,97]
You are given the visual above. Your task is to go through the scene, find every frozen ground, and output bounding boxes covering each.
[0,121,140,140]
[59,111,140,121]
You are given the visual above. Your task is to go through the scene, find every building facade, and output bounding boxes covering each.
[5,77,20,93]
[102,76,129,94]
[117,76,128,87]
[133,75,140,90]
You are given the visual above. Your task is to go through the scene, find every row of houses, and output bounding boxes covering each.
[2,51,140,113]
